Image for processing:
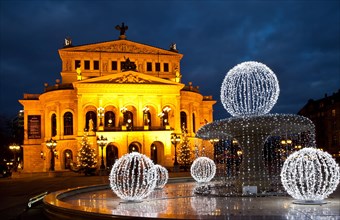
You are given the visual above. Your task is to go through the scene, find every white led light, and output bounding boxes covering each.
[153,165,168,189]
[109,152,157,201]
[191,157,216,183]
[221,61,279,117]
[280,148,340,203]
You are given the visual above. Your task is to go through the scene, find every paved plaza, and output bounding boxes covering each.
[1,173,339,220]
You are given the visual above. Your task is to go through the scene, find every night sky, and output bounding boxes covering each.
[1,0,339,120]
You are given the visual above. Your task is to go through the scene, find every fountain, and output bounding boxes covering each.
[42,61,339,219]
[195,61,316,194]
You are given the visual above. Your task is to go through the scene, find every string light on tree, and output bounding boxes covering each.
[280,148,340,204]
[109,152,157,201]
[221,61,280,117]
[191,157,216,183]
[153,165,169,189]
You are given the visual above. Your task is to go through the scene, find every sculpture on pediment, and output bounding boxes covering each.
[110,73,151,84]
[121,57,137,72]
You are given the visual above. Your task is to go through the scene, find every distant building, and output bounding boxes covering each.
[298,90,340,160]
[19,25,216,173]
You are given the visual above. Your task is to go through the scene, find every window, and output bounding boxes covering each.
[93,60,99,70]
[111,61,117,70]
[64,112,73,135]
[84,60,90,70]
[75,60,81,69]
[155,62,160,72]
[104,111,115,128]
[147,62,152,71]
[192,113,196,133]
[180,111,187,129]
[332,109,336,117]
[164,63,169,72]
[51,114,56,137]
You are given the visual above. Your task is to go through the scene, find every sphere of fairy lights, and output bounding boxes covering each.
[109,152,157,201]
[221,61,280,117]
[280,148,340,204]
[153,165,169,189]
[191,157,216,183]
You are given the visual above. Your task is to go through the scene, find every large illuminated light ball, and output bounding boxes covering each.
[221,61,280,117]
[109,152,157,201]
[280,148,340,204]
[153,165,169,189]
[191,157,216,183]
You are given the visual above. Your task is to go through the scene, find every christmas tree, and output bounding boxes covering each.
[178,125,192,171]
[73,133,97,175]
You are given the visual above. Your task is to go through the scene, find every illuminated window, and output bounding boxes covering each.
[155,62,160,72]
[51,113,56,137]
[111,61,117,70]
[93,60,99,70]
[64,112,73,135]
[147,62,152,71]
[75,60,81,69]
[84,60,90,70]
[332,109,336,117]
[164,63,169,72]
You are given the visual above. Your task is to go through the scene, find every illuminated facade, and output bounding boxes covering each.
[19,28,216,172]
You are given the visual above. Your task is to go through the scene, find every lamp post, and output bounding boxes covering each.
[46,138,57,171]
[171,133,181,172]
[97,107,104,127]
[9,144,20,172]
[97,135,108,170]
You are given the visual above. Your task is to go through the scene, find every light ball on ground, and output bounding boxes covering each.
[153,165,168,189]
[191,157,216,183]
[280,147,340,204]
[109,152,157,201]
[221,61,280,117]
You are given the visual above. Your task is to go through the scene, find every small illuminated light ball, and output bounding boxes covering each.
[153,165,169,189]
[221,61,280,117]
[191,157,216,183]
[280,148,340,204]
[109,152,157,201]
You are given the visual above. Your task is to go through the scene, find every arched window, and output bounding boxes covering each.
[85,111,97,132]
[104,111,115,129]
[51,113,56,137]
[151,143,157,164]
[180,111,187,129]
[64,112,73,135]
[192,113,196,133]
[124,111,133,130]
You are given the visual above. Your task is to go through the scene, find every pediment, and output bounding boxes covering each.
[60,39,181,56]
[74,71,183,86]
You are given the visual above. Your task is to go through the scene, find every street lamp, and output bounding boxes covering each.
[46,138,57,171]
[97,135,108,170]
[9,144,20,172]
[171,133,181,172]
[97,107,104,127]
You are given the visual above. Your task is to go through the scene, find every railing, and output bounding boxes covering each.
[99,126,172,132]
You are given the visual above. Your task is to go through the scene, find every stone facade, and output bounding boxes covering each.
[19,34,216,172]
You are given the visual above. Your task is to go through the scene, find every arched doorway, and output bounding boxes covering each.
[106,143,118,170]
[150,143,157,163]
[150,141,164,165]
[129,142,141,153]
[64,149,73,169]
